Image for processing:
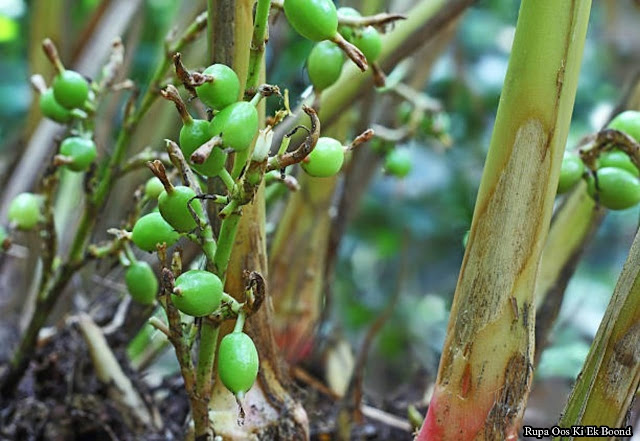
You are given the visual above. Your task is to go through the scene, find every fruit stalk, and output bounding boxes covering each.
[417,1,591,439]
[557,227,640,436]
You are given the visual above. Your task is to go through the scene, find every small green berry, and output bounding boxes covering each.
[179,119,226,177]
[597,149,639,177]
[352,26,382,63]
[172,270,223,317]
[39,88,71,123]
[557,152,585,194]
[131,212,180,252]
[125,261,158,305]
[607,110,640,143]
[307,41,343,91]
[196,64,240,110]
[283,0,339,42]
[301,137,345,178]
[587,167,640,210]
[158,186,204,233]
[8,193,41,230]
[179,119,212,156]
[384,148,412,178]
[218,332,259,397]
[52,70,90,109]
[144,177,165,199]
[209,102,259,152]
[337,7,361,41]
[59,137,97,172]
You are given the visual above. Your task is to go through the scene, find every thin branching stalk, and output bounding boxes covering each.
[0,13,208,396]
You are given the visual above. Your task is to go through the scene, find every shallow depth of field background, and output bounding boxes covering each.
[1,0,639,430]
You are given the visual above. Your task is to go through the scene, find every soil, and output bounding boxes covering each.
[0,326,419,441]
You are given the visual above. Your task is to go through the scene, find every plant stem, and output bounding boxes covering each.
[557,227,640,436]
[195,322,220,407]
[233,311,246,333]
[213,213,241,281]
[219,168,235,193]
[418,1,592,439]
[246,0,271,93]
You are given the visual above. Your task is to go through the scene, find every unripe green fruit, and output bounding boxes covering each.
[283,0,338,42]
[59,137,97,172]
[218,332,259,396]
[8,193,41,230]
[302,137,344,178]
[196,64,240,110]
[39,88,71,123]
[557,152,584,194]
[210,102,259,152]
[172,270,223,317]
[608,110,640,143]
[52,70,89,109]
[587,167,640,210]
[131,212,180,252]
[337,7,361,41]
[179,119,212,156]
[384,148,412,178]
[144,177,164,199]
[598,149,639,177]
[307,41,343,91]
[125,261,158,305]
[179,119,227,177]
[158,186,204,233]
[352,26,382,63]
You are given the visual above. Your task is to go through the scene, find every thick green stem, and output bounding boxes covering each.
[418,1,591,440]
[557,227,640,437]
